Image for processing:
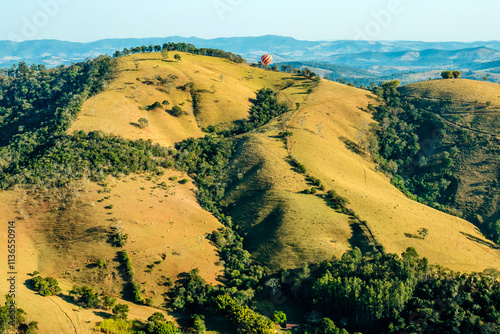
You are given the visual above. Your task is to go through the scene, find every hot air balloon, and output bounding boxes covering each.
[261,54,273,66]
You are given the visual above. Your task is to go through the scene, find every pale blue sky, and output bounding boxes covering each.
[1,0,499,42]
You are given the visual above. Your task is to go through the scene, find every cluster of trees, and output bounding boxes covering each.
[1,130,175,189]
[210,227,265,290]
[30,275,62,296]
[441,70,462,79]
[112,42,245,63]
[214,295,275,334]
[0,57,117,189]
[370,81,458,208]
[95,311,182,334]
[247,88,289,129]
[170,269,211,312]
[0,295,38,334]
[145,312,181,334]
[370,80,500,242]
[252,61,318,79]
[120,250,143,304]
[259,246,500,333]
[174,135,233,215]
[208,88,291,136]
[312,247,425,324]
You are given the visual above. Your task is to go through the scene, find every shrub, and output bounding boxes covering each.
[112,303,129,320]
[101,294,117,309]
[179,178,189,184]
[138,117,149,128]
[70,285,100,308]
[169,106,183,117]
[98,258,107,268]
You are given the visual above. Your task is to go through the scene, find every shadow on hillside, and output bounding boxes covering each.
[113,252,134,302]
[460,232,500,249]
[93,311,111,319]
[404,233,422,239]
[315,194,376,256]
[130,122,141,128]
[58,293,81,308]
[240,205,285,266]
[339,137,368,157]
[347,218,376,256]
[23,279,37,294]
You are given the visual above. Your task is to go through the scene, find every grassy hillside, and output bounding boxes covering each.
[224,130,354,270]
[0,170,222,333]
[399,78,500,104]
[69,52,310,146]
[225,79,500,273]
[382,79,500,243]
[289,80,500,272]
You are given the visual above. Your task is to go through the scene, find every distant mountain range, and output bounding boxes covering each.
[1,35,499,83]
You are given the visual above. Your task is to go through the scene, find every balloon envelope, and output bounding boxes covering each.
[261,54,273,66]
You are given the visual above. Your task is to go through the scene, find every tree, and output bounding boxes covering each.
[319,317,343,334]
[169,106,183,117]
[70,286,100,308]
[385,160,398,175]
[138,118,149,128]
[272,311,287,325]
[302,68,312,77]
[418,227,429,240]
[441,71,454,79]
[452,70,461,78]
[174,54,181,62]
[101,294,117,309]
[192,314,206,334]
[112,303,129,320]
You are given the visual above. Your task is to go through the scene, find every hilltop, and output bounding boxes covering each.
[69,52,310,146]
[399,78,500,105]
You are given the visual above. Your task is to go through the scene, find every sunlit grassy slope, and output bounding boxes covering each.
[0,171,222,333]
[287,80,500,272]
[399,78,500,105]
[398,78,500,234]
[225,79,500,272]
[69,52,310,146]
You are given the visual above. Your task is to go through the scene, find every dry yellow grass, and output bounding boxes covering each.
[0,170,223,332]
[224,107,354,270]
[69,52,310,145]
[399,78,500,105]
[287,80,500,272]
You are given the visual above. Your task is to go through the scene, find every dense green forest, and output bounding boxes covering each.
[0,56,117,188]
